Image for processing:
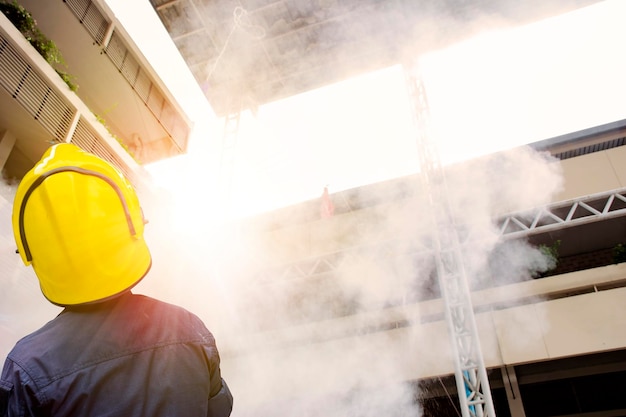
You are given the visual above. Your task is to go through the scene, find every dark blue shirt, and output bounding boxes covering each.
[0,293,233,416]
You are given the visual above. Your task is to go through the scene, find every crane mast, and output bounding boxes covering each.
[404,62,496,417]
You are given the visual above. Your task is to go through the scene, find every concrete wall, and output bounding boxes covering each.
[221,145,626,391]
[222,263,626,382]
[248,145,626,268]
[556,146,626,201]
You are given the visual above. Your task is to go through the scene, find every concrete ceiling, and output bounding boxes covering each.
[150,0,601,117]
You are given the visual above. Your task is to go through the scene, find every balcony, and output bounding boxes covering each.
[0,0,192,178]
[0,9,143,182]
[213,123,626,372]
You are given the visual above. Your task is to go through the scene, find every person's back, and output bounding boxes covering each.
[2,293,232,416]
[0,144,233,416]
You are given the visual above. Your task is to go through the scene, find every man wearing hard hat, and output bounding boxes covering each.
[0,144,233,416]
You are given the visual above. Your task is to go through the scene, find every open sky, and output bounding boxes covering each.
[108,0,626,219]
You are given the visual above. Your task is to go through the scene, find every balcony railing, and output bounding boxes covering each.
[0,11,144,184]
[496,188,626,238]
[63,0,191,155]
[225,187,626,334]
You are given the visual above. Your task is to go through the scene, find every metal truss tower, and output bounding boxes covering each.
[404,61,496,417]
[221,111,241,188]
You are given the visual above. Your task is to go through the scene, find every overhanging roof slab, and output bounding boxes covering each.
[151,0,601,116]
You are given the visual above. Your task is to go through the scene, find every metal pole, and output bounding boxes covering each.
[404,61,496,417]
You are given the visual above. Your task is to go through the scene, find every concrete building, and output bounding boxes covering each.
[0,0,193,184]
[217,119,626,416]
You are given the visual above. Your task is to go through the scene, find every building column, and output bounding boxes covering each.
[501,365,526,417]
[0,130,16,172]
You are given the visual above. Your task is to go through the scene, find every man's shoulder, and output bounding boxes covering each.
[4,294,214,379]
[124,294,210,334]
[127,293,197,317]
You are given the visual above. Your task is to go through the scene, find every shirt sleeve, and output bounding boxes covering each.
[198,323,233,416]
[207,378,233,417]
[1,358,36,417]
[0,379,11,417]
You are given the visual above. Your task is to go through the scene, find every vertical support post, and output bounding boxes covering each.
[220,109,241,207]
[501,366,526,417]
[404,60,496,417]
[0,129,16,171]
[102,22,115,48]
[65,111,81,143]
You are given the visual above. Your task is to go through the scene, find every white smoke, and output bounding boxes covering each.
[129,142,564,416]
[0,180,62,361]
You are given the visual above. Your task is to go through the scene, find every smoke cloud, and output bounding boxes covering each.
[129,141,564,416]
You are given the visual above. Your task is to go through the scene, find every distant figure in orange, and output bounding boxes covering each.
[321,186,335,219]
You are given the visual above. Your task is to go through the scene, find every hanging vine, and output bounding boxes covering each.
[0,1,78,91]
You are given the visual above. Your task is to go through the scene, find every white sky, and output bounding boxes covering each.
[108,0,626,219]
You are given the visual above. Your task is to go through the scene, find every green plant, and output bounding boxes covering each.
[0,1,77,91]
[537,240,561,277]
[612,243,626,264]
[540,240,561,260]
[93,112,140,164]
[56,69,78,92]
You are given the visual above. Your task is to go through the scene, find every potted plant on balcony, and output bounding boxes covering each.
[535,240,561,278]
[612,243,626,264]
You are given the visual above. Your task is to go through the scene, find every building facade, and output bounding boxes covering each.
[0,0,193,184]
[215,119,626,416]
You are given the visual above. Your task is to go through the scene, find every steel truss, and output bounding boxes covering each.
[404,62,495,417]
[496,189,626,239]
[256,188,626,282]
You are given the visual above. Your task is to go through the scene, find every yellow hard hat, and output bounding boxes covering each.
[12,143,151,306]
